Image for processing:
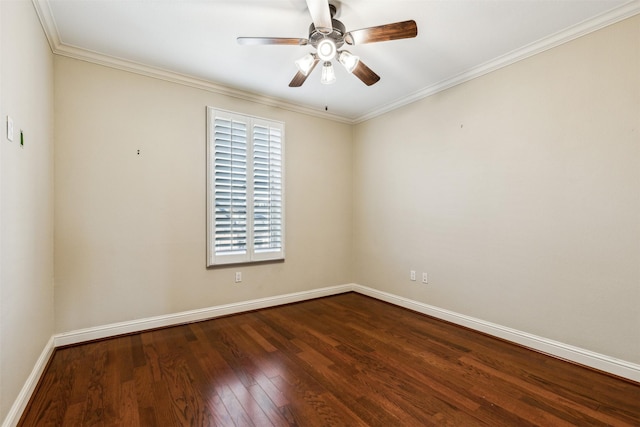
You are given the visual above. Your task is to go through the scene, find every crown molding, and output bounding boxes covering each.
[354,0,640,123]
[31,0,352,124]
[32,0,60,52]
[56,43,353,125]
[33,0,640,125]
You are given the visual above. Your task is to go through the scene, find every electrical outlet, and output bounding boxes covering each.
[410,270,416,281]
[235,272,242,283]
[422,272,428,284]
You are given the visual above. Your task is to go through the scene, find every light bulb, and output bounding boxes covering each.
[317,38,336,61]
[338,50,359,73]
[295,53,316,76]
[320,61,336,85]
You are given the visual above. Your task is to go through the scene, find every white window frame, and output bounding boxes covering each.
[207,107,285,266]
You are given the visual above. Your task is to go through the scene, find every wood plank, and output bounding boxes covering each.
[18,293,640,426]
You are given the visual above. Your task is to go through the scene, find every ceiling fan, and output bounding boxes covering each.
[237,0,418,87]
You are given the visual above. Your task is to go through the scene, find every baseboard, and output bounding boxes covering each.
[6,283,639,426]
[53,284,353,347]
[5,287,354,426]
[2,336,55,427]
[53,282,640,382]
[7,282,638,427]
[352,284,640,383]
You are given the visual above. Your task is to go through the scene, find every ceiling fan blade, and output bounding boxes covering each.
[237,37,308,46]
[345,20,417,45]
[289,59,320,87]
[305,0,332,34]
[351,60,381,86]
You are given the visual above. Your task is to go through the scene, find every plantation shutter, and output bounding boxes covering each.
[253,122,283,256]
[207,108,285,266]
[212,115,248,258]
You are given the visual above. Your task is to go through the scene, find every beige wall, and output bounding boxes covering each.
[353,15,640,363]
[1,5,637,421]
[54,57,353,333]
[0,0,55,421]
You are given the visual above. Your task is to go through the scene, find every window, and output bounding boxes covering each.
[207,108,285,266]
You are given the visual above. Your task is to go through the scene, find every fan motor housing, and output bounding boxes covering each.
[308,19,346,49]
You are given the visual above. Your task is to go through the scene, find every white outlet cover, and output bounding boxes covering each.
[7,116,14,141]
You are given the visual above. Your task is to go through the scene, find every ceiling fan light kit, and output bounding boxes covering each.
[338,50,359,73]
[238,0,417,88]
[295,53,317,76]
[321,61,336,85]
[317,38,337,61]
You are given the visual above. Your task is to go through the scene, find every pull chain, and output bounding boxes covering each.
[324,84,329,112]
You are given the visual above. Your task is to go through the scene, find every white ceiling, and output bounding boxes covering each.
[35,0,639,123]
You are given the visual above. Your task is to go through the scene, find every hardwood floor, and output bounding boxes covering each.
[19,292,640,426]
